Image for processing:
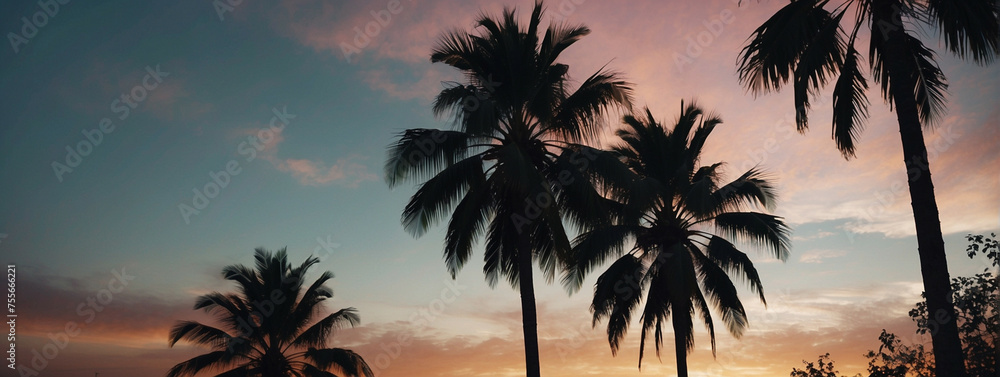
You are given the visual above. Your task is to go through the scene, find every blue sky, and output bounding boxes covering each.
[1,1,998,376]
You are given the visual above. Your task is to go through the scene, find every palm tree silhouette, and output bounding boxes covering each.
[566,102,790,377]
[167,248,372,377]
[384,2,632,375]
[737,1,999,375]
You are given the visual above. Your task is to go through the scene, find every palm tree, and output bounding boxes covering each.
[566,102,790,377]
[384,2,632,375]
[167,248,372,377]
[737,1,999,375]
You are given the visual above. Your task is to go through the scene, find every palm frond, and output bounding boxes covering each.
[546,147,619,233]
[483,203,521,289]
[694,251,749,338]
[282,271,336,342]
[193,292,242,318]
[560,145,638,203]
[868,21,892,105]
[713,212,791,261]
[443,171,491,278]
[401,155,484,237]
[304,348,374,377]
[691,288,718,357]
[433,82,502,137]
[592,254,646,355]
[684,115,721,166]
[166,351,239,377]
[221,265,258,296]
[683,163,724,218]
[704,236,766,304]
[384,129,473,187]
[869,30,948,126]
[539,22,590,65]
[671,101,703,153]
[925,0,1000,65]
[564,225,636,293]
[301,364,338,377]
[738,0,835,94]
[290,308,360,349]
[792,8,846,131]
[547,68,634,143]
[712,167,779,213]
[532,196,573,284]
[905,34,949,126]
[430,29,477,70]
[832,42,870,158]
[169,321,233,348]
[212,365,251,377]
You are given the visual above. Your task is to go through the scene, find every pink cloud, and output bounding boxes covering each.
[272,0,479,63]
[234,124,377,187]
[274,156,378,187]
[52,59,212,122]
[362,65,455,102]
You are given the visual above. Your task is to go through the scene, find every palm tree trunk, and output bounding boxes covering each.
[673,322,689,377]
[518,235,542,377]
[875,2,966,376]
[671,297,691,377]
[893,94,966,377]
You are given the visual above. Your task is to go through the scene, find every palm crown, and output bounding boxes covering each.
[167,248,372,377]
[738,0,998,157]
[384,3,632,376]
[385,4,633,281]
[569,102,790,375]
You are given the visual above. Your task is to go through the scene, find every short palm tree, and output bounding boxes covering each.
[566,102,790,377]
[384,2,632,376]
[737,1,999,375]
[167,248,372,377]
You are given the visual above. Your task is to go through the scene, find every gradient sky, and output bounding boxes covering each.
[1,1,998,376]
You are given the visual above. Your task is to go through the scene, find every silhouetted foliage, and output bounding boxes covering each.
[738,1,1000,375]
[805,234,999,377]
[792,353,861,377]
[864,330,934,377]
[570,102,790,377]
[965,232,1000,270]
[384,2,632,376]
[167,248,372,377]
[909,273,998,375]
[737,0,1000,155]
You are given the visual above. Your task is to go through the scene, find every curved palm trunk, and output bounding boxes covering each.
[518,236,542,377]
[875,2,966,376]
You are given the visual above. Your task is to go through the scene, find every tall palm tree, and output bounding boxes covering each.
[737,1,999,375]
[566,102,790,377]
[384,2,632,375]
[167,248,372,377]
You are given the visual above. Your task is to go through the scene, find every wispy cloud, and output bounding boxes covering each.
[54,58,212,122]
[234,125,378,187]
[15,266,191,344]
[329,279,928,377]
[798,249,848,264]
[793,230,836,242]
[274,155,378,187]
[362,65,454,102]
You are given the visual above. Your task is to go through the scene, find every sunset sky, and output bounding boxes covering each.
[1,0,998,376]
